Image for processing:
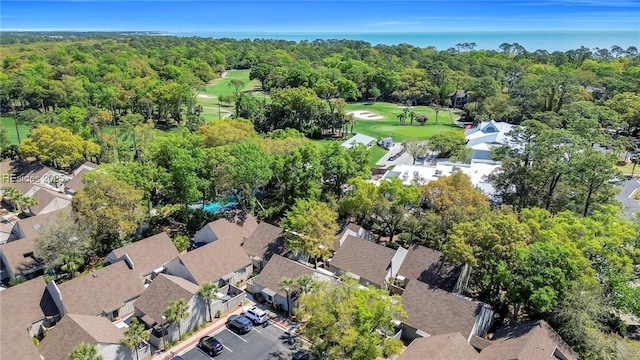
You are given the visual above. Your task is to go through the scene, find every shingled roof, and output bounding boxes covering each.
[397,244,462,292]
[252,255,334,298]
[135,273,200,326]
[402,280,486,339]
[0,277,59,360]
[179,239,251,285]
[0,236,40,277]
[241,221,285,260]
[57,261,144,316]
[328,235,395,286]
[399,332,480,360]
[108,232,179,279]
[38,313,125,360]
[480,320,578,360]
[196,211,259,244]
[12,207,71,240]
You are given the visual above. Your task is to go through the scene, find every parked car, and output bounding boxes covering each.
[197,336,223,356]
[242,305,269,325]
[292,351,310,360]
[226,314,252,334]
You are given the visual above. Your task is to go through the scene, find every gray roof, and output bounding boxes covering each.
[480,320,578,360]
[401,280,482,339]
[399,332,480,360]
[57,261,144,315]
[135,273,199,326]
[329,235,395,286]
[202,211,259,244]
[0,236,40,276]
[241,221,285,260]
[109,232,179,278]
[397,244,462,292]
[341,133,377,149]
[252,255,331,299]
[0,277,59,360]
[38,313,125,360]
[65,168,90,192]
[13,208,71,240]
[179,239,251,285]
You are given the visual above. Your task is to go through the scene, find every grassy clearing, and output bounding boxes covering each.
[197,69,269,121]
[345,102,462,142]
[618,162,639,174]
[1,116,31,145]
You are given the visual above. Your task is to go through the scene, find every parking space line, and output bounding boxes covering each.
[222,344,233,353]
[252,327,262,334]
[227,330,248,342]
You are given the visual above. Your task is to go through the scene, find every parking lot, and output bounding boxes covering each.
[179,322,302,360]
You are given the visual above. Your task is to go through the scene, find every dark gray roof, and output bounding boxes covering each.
[401,280,482,339]
[241,221,285,260]
[0,277,59,360]
[480,320,578,360]
[397,244,462,292]
[134,273,199,326]
[329,235,395,286]
[399,332,480,360]
[57,261,144,315]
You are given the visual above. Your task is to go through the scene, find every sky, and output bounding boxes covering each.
[1,0,639,33]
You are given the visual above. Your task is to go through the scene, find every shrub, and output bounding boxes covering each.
[255,293,265,304]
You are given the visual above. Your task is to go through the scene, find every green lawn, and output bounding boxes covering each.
[346,102,462,143]
[197,69,269,122]
[618,162,639,175]
[1,116,31,145]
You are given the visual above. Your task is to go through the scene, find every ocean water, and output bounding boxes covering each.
[172,30,639,52]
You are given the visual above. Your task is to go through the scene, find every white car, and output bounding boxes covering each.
[242,305,269,325]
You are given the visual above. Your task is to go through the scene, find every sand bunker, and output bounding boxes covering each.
[197,94,216,99]
[348,110,384,120]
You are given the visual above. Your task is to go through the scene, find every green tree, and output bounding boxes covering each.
[0,127,9,152]
[281,199,339,261]
[68,342,103,360]
[164,298,189,341]
[145,130,208,204]
[443,210,532,301]
[72,172,145,253]
[35,211,91,270]
[197,118,256,147]
[197,282,219,323]
[121,318,149,360]
[279,277,296,317]
[59,250,84,278]
[428,131,467,160]
[18,125,100,168]
[225,140,273,211]
[228,78,246,117]
[402,141,429,165]
[297,276,405,360]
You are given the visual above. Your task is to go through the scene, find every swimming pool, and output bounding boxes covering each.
[189,197,236,213]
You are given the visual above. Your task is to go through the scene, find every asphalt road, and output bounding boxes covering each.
[179,323,301,360]
[616,178,640,220]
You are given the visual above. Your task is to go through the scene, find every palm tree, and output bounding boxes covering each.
[434,107,440,125]
[21,195,38,216]
[296,275,317,295]
[197,282,219,323]
[59,251,83,278]
[279,277,296,317]
[121,318,149,360]
[164,299,189,341]
[2,186,21,211]
[69,342,103,360]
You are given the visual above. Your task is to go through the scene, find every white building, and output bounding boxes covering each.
[377,161,501,196]
[465,120,519,160]
[342,133,377,149]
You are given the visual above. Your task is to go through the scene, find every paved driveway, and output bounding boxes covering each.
[179,323,301,360]
[616,178,640,220]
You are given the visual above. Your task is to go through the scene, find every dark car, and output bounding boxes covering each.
[197,336,223,356]
[292,351,310,360]
[226,314,252,334]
